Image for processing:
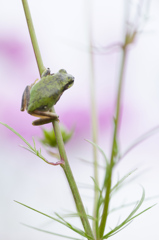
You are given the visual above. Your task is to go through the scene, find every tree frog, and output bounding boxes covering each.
[21,68,74,126]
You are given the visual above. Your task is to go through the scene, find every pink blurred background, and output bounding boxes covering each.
[1,0,159,239]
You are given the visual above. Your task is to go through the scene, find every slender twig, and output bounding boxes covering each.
[90,35,99,240]
[21,1,94,239]
[98,1,149,236]
[99,42,128,238]
[21,0,45,76]
[52,119,94,239]
[86,2,99,236]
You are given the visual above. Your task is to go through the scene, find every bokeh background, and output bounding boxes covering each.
[1,0,159,239]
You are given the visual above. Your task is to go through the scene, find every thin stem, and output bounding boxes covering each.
[21,0,45,76]
[21,0,94,239]
[90,57,99,237]
[99,45,127,238]
[52,119,94,239]
[87,1,99,236]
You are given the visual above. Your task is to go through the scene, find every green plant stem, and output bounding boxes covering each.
[21,0,45,76]
[89,13,99,239]
[21,0,94,239]
[52,119,94,239]
[90,53,99,237]
[86,2,99,235]
[99,45,127,238]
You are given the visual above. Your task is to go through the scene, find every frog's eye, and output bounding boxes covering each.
[59,69,67,74]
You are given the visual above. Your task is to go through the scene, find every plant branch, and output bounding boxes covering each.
[99,42,128,238]
[21,0,45,76]
[21,0,94,239]
[53,117,94,239]
[86,2,99,236]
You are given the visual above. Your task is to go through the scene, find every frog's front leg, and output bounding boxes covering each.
[21,79,39,111]
[21,85,31,111]
[30,110,59,126]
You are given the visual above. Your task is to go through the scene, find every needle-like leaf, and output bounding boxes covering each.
[103,187,146,239]
[85,139,108,164]
[111,169,137,194]
[22,223,82,240]
[15,201,94,240]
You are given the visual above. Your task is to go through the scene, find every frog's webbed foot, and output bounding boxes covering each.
[31,110,59,126]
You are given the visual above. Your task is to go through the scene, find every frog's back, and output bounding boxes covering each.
[28,75,62,112]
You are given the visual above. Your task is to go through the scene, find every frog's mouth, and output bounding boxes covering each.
[64,78,74,90]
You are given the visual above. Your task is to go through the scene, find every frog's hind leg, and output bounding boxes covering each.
[31,110,59,126]
[32,118,56,126]
[21,85,30,111]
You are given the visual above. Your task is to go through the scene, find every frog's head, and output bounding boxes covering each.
[58,69,74,91]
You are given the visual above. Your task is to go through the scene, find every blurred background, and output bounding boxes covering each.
[0,0,159,239]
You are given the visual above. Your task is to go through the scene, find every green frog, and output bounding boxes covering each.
[21,68,74,125]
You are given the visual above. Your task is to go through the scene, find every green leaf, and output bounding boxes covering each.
[111,169,137,194]
[0,122,61,165]
[19,145,37,155]
[15,201,94,240]
[61,211,96,221]
[55,213,93,239]
[32,137,36,150]
[110,195,159,214]
[128,203,157,222]
[91,177,102,193]
[104,222,132,238]
[41,125,74,147]
[22,223,82,240]
[85,139,108,164]
[106,204,156,239]
[0,122,34,151]
[103,187,146,239]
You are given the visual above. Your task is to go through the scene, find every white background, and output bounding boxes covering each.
[0,0,159,239]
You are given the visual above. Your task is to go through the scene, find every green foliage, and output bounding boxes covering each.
[0,122,60,165]
[111,169,137,195]
[103,189,155,239]
[15,201,94,240]
[40,125,74,147]
[22,224,82,240]
[85,139,109,164]
[13,151,155,240]
[1,121,156,239]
